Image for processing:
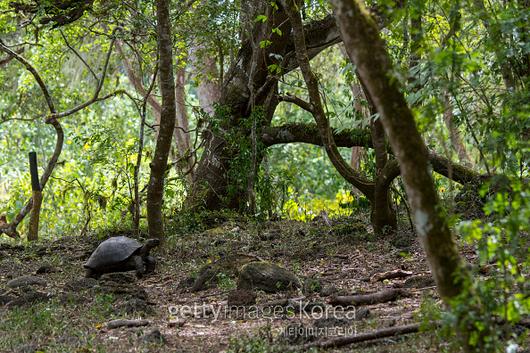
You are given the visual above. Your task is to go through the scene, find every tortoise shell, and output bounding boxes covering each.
[84,236,143,270]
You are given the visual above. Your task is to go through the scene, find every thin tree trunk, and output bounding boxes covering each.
[371,118,397,234]
[147,0,176,239]
[331,0,470,305]
[117,41,162,127]
[443,92,472,166]
[174,67,194,181]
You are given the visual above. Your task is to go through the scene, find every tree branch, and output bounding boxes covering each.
[281,0,374,198]
[0,32,121,238]
[278,94,314,113]
[0,40,56,114]
[50,30,119,120]
[261,123,372,148]
[262,123,484,185]
[283,15,341,74]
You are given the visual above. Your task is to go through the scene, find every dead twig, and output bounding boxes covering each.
[370,269,413,282]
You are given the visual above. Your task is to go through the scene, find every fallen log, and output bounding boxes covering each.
[329,288,409,307]
[370,269,413,282]
[301,323,420,349]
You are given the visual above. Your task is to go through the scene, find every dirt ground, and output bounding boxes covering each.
[0,217,526,353]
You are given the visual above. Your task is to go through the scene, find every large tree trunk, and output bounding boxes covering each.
[146,0,176,239]
[187,3,341,211]
[331,0,470,304]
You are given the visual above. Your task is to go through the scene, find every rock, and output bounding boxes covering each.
[354,307,370,320]
[7,275,47,289]
[190,265,219,292]
[107,319,150,329]
[6,290,52,307]
[237,261,301,293]
[191,254,260,292]
[64,278,98,292]
[313,317,351,329]
[36,264,58,274]
[403,275,435,289]
[227,289,257,306]
[142,329,166,344]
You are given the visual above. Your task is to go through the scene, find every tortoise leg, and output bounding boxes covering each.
[133,255,146,278]
[85,268,100,279]
[144,256,156,274]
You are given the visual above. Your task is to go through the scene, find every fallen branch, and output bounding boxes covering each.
[107,319,150,329]
[329,288,409,307]
[371,269,413,282]
[301,323,420,349]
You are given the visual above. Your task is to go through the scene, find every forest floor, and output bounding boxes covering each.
[0,215,526,353]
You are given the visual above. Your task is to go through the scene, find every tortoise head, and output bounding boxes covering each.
[144,238,160,252]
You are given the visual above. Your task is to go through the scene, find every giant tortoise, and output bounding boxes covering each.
[84,236,160,279]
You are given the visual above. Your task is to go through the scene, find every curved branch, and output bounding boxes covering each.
[0,40,56,113]
[261,123,372,148]
[60,30,98,81]
[281,0,374,198]
[51,32,119,120]
[283,15,341,73]
[262,123,484,185]
[278,94,314,113]
[0,41,62,238]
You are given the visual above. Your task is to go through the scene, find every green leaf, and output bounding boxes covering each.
[255,15,268,23]
[272,27,282,36]
[259,40,272,48]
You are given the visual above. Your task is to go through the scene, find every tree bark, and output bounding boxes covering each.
[331,0,470,303]
[147,0,176,239]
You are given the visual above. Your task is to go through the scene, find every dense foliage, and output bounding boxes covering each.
[0,0,528,351]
